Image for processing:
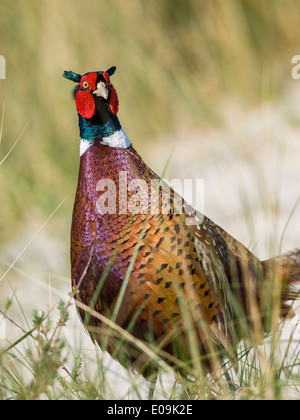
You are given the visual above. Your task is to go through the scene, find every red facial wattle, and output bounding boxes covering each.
[103,72,119,115]
[109,86,119,115]
[75,73,97,119]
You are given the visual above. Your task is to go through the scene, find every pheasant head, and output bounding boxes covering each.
[63,66,129,152]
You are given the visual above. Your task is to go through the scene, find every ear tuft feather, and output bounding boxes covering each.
[106,66,116,77]
[63,70,82,83]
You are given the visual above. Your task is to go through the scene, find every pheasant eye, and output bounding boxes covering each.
[81,80,89,90]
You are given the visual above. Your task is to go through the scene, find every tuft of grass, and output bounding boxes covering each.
[0,238,299,400]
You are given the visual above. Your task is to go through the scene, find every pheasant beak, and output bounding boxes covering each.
[93,81,109,100]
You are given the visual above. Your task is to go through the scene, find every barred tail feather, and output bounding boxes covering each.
[262,248,300,318]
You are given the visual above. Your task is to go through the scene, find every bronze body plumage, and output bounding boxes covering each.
[64,67,300,377]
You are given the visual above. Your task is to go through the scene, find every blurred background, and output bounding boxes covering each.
[0,0,300,397]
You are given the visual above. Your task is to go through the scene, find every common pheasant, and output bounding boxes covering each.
[63,67,300,379]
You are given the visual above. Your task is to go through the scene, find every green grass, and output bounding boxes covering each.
[0,255,299,400]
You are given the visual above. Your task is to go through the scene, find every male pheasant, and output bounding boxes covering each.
[64,67,300,378]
